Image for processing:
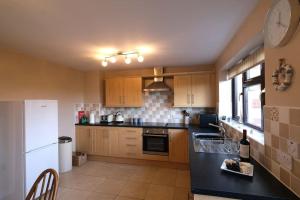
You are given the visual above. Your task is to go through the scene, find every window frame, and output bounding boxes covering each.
[232,62,265,131]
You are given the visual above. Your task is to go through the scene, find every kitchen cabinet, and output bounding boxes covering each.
[118,128,142,158]
[108,128,120,157]
[75,126,92,153]
[91,127,109,156]
[169,129,189,163]
[105,77,143,107]
[173,73,215,107]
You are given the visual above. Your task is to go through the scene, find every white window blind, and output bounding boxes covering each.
[227,48,265,80]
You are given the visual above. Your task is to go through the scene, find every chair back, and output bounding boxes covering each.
[25,168,59,200]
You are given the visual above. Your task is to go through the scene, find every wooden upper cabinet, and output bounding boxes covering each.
[75,126,92,153]
[191,74,215,107]
[105,77,124,107]
[124,77,143,107]
[169,129,188,163]
[105,77,143,107]
[173,73,215,107]
[174,75,191,107]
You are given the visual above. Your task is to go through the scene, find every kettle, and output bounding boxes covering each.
[115,112,124,123]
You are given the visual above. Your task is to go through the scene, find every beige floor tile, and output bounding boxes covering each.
[173,187,189,200]
[57,188,90,200]
[59,173,105,191]
[93,178,127,195]
[176,170,190,188]
[130,167,158,183]
[145,184,174,200]
[119,181,150,199]
[86,192,117,200]
[151,168,177,186]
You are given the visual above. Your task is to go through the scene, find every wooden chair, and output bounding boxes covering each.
[25,168,59,200]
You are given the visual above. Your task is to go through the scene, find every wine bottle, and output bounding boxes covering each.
[240,129,250,162]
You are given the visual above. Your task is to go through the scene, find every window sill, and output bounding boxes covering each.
[220,119,264,145]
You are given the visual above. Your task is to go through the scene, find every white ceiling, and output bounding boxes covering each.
[0,0,258,70]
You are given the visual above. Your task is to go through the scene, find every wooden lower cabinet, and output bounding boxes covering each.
[91,127,109,156]
[169,129,189,163]
[75,126,189,164]
[118,128,142,158]
[75,126,92,153]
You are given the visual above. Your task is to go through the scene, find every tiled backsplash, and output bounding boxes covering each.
[223,106,300,197]
[75,92,215,124]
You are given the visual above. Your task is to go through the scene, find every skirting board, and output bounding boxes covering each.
[88,155,189,170]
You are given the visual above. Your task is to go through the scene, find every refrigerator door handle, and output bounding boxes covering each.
[25,143,57,154]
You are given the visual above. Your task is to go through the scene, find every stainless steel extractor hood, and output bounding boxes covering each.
[143,67,171,92]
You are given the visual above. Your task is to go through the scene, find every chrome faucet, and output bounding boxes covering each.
[208,123,226,137]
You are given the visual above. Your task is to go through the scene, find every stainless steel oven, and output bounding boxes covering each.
[143,128,169,156]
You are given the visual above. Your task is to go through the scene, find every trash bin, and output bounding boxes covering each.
[58,136,72,173]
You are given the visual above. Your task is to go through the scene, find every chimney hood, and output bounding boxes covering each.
[143,67,171,92]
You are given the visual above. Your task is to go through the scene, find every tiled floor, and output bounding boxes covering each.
[58,161,190,200]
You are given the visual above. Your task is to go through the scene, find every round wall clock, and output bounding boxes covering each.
[265,0,300,48]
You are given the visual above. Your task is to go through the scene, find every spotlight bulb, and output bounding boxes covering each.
[137,55,144,63]
[110,57,117,63]
[125,56,131,64]
[102,60,108,67]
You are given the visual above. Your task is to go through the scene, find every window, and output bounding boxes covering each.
[232,63,265,131]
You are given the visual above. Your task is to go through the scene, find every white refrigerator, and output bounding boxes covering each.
[0,100,59,200]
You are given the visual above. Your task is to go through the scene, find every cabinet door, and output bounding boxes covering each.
[191,74,215,107]
[75,126,92,153]
[124,77,143,107]
[92,127,109,156]
[105,78,124,107]
[169,129,188,163]
[174,75,191,107]
[109,128,120,157]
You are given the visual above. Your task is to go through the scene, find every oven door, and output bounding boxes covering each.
[143,133,169,155]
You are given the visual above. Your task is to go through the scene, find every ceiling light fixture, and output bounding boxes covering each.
[101,50,144,67]
[101,58,108,67]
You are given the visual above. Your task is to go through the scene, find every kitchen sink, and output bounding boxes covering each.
[192,132,239,155]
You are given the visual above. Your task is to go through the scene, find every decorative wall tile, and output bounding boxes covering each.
[291,175,300,196]
[292,159,300,179]
[279,138,288,153]
[279,123,289,139]
[264,119,271,132]
[278,151,292,171]
[280,167,291,187]
[264,107,271,120]
[271,135,279,149]
[271,160,281,178]
[270,121,280,135]
[290,109,300,126]
[290,125,300,144]
[288,140,300,159]
[278,107,290,124]
[75,92,215,123]
[270,107,279,121]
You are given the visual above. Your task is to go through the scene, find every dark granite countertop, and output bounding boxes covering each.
[188,126,299,200]
[75,122,190,129]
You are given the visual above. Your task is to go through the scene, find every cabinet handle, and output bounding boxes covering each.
[125,137,136,140]
[126,130,137,133]
[191,94,194,105]
[187,94,190,105]
[126,144,137,147]
[123,96,125,104]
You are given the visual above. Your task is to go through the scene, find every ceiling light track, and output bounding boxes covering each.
[101,50,144,67]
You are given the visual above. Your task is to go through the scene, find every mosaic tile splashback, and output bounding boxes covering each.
[222,106,300,197]
[75,92,215,124]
